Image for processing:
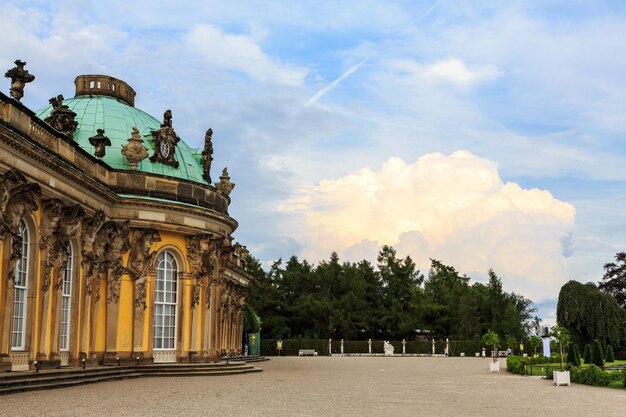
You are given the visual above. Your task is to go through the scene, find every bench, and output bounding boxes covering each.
[298,349,318,356]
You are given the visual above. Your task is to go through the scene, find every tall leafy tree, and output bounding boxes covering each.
[556,280,626,356]
[599,252,626,308]
[377,246,423,339]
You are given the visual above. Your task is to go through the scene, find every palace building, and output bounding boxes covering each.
[0,61,252,371]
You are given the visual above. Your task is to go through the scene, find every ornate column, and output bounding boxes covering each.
[185,234,212,362]
[208,280,223,361]
[46,204,85,362]
[79,210,106,365]
[127,228,160,364]
[102,221,130,364]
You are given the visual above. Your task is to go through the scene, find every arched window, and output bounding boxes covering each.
[153,251,178,350]
[59,244,73,351]
[11,220,29,350]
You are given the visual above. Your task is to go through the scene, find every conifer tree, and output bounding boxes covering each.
[583,344,591,364]
[566,342,580,366]
[605,345,615,363]
[591,339,604,367]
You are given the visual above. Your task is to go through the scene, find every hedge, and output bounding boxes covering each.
[506,355,562,375]
[259,339,489,356]
[570,365,625,387]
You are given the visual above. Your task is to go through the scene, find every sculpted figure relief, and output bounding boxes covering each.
[106,220,131,303]
[39,199,63,249]
[0,168,28,219]
[186,233,212,309]
[127,228,161,309]
[0,176,41,282]
[44,94,79,138]
[81,210,107,294]
[149,109,180,168]
[40,203,86,291]
[127,228,161,280]
[87,220,131,302]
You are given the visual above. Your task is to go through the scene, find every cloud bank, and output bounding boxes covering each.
[279,151,575,301]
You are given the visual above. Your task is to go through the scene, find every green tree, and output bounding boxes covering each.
[598,252,626,308]
[550,325,570,371]
[529,336,542,356]
[506,336,517,355]
[482,330,500,363]
[591,339,604,367]
[583,344,592,364]
[377,246,423,339]
[243,304,261,333]
[605,345,615,363]
[566,342,580,366]
[556,281,626,356]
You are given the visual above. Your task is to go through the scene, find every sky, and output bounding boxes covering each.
[2,0,626,325]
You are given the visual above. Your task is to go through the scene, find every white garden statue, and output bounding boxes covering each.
[384,341,395,356]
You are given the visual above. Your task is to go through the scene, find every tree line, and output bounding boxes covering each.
[246,246,539,342]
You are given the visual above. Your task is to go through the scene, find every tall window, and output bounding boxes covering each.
[153,251,177,350]
[11,220,29,350]
[59,244,73,351]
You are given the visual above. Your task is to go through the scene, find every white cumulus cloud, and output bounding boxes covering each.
[278,151,575,302]
[185,24,307,86]
[389,57,501,86]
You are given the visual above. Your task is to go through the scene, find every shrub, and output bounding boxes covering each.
[583,344,591,364]
[567,343,580,366]
[574,344,581,366]
[591,340,604,367]
[605,345,615,363]
[506,356,526,375]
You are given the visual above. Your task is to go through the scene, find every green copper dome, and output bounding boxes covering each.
[36,77,206,185]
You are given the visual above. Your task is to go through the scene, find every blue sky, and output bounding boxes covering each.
[2,1,625,325]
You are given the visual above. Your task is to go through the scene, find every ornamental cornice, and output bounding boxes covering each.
[0,124,118,205]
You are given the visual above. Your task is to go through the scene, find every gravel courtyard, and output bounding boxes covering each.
[1,357,624,417]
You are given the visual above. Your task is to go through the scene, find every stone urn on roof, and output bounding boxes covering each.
[121,127,149,170]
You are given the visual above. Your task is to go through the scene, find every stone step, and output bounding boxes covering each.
[142,368,263,377]
[0,372,143,395]
[0,367,137,384]
[0,362,264,395]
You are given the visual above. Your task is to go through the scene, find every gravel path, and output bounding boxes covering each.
[1,357,624,416]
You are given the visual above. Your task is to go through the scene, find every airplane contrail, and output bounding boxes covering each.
[419,0,440,20]
[306,58,368,105]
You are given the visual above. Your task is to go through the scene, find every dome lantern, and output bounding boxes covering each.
[74,75,136,107]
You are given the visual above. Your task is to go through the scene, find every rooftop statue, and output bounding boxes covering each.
[150,109,180,168]
[216,167,235,195]
[44,94,79,138]
[121,127,149,170]
[88,129,111,159]
[4,59,35,101]
[202,128,214,183]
